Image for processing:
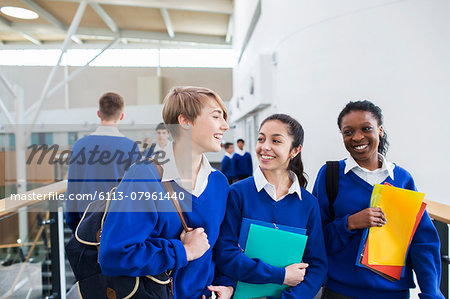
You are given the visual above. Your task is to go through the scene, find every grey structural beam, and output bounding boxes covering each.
[0,97,14,124]
[89,2,119,34]
[0,15,12,29]
[0,41,230,49]
[0,68,15,128]
[51,0,233,14]
[24,0,88,143]
[78,28,227,45]
[11,23,230,46]
[0,67,15,122]
[0,68,17,98]
[225,14,233,43]
[24,38,120,117]
[21,0,83,44]
[18,32,42,45]
[160,8,174,39]
[0,15,42,45]
[46,38,120,100]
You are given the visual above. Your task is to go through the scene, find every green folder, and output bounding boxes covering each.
[234,224,308,299]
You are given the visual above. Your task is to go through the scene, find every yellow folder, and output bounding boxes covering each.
[368,184,424,266]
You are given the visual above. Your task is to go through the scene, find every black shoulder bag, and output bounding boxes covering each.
[65,160,188,299]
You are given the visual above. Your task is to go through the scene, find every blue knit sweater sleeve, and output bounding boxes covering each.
[214,185,286,285]
[98,164,188,276]
[400,171,444,299]
[212,269,237,289]
[312,164,357,255]
[409,210,444,299]
[274,193,328,299]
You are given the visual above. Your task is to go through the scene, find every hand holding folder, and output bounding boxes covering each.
[359,201,427,281]
[234,220,308,299]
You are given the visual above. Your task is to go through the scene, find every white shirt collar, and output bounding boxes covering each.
[159,145,177,181]
[161,146,215,197]
[225,152,233,159]
[344,155,395,186]
[90,125,124,137]
[344,154,394,179]
[236,148,246,156]
[253,166,302,201]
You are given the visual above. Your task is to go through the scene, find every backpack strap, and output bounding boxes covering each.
[325,161,340,219]
[163,181,189,232]
[152,161,189,232]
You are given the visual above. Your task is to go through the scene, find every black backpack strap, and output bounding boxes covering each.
[325,161,340,219]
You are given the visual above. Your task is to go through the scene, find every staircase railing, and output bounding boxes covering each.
[0,180,67,299]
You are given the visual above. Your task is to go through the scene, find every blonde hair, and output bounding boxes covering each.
[162,86,227,138]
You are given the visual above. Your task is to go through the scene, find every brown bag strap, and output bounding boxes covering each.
[162,181,189,232]
[152,160,189,232]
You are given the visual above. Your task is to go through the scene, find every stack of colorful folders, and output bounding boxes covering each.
[356,183,427,281]
[234,218,308,299]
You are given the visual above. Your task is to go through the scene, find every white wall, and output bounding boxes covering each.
[232,0,450,206]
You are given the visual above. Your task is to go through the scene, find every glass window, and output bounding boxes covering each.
[8,134,15,148]
[31,133,53,145]
[68,132,78,146]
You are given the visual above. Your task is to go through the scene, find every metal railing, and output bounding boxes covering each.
[0,181,67,299]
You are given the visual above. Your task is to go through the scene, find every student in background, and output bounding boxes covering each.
[313,100,443,299]
[99,86,233,299]
[215,114,327,298]
[221,142,235,184]
[65,92,138,233]
[143,122,171,157]
[155,122,170,152]
[233,139,253,181]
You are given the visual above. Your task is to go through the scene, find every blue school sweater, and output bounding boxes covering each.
[98,162,229,299]
[221,155,234,181]
[312,160,443,299]
[233,152,253,177]
[65,134,138,232]
[214,177,327,299]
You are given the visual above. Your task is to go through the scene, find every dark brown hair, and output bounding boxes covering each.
[98,92,124,121]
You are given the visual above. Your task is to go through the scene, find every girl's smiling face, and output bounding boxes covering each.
[340,110,383,168]
[190,97,229,153]
[256,120,299,172]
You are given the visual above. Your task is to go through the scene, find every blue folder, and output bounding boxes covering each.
[238,218,307,251]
